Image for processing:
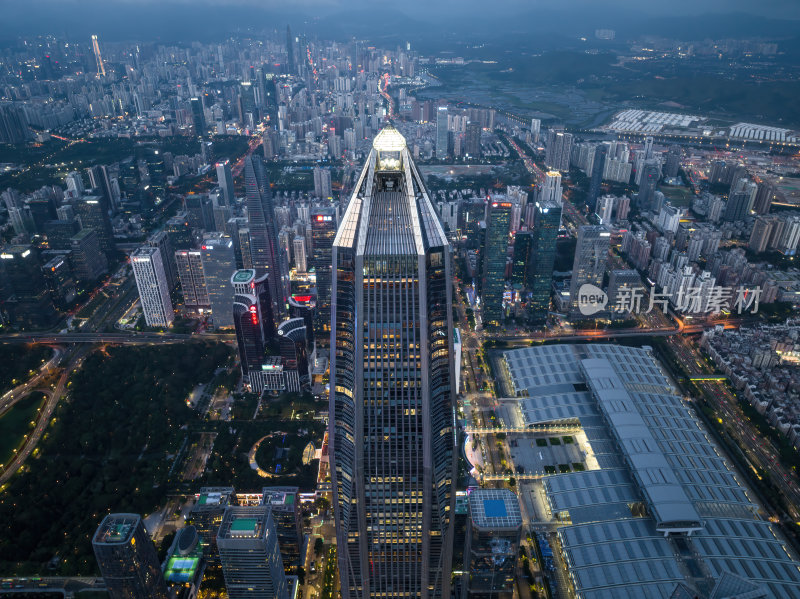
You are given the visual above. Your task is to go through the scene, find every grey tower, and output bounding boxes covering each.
[329,127,457,599]
[245,154,287,316]
[92,513,168,599]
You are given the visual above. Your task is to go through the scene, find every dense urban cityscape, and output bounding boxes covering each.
[1,1,800,598]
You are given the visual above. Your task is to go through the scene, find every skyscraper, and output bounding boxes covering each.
[147,230,177,293]
[436,106,449,159]
[91,34,106,77]
[175,249,209,310]
[190,98,206,136]
[569,225,610,316]
[310,206,336,344]
[0,245,58,329]
[511,231,533,289]
[637,160,661,211]
[74,195,115,256]
[538,170,562,205]
[86,164,118,213]
[544,130,573,171]
[330,127,456,599]
[201,235,236,329]
[292,236,307,273]
[465,121,481,158]
[481,198,512,327]
[724,188,753,222]
[92,513,168,599]
[286,25,295,74]
[527,200,562,323]
[313,167,332,199]
[463,489,522,599]
[277,318,308,392]
[232,269,275,390]
[216,160,235,207]
[131,246,174,327]
[587,143,607,210]
[217,505,288,599]
[245,155,286,317]
[261,487,303,573]
[70,229,108,283]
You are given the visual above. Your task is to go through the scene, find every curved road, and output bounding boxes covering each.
[0,346,88,486]
[0,346,62,416]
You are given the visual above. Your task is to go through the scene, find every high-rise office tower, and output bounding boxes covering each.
[41,254,77,308]
[463,489,522,599]
[131,246,174,327]
[465,121,481,158]
[527,200,561,323]
[175,249,209,309]
[277,318,308,392]
[310,206,336,343]
[723,189,752,222]
[637,160,661,211]
[569,225,610,316]
[754,182,776,215]
[92,513,168,599]
[232,269,275,388]
[70,229,108,283]
[511,231,533,289]
[530,118,541,142]
[0,104,29,144]
[245,155,286,317]
[587,143,607,210]
[286,25,295,74]
[238,227,253,270]
[184,194,216,232]
[261,487,303,573]
[544,130,573,171]
[65,171,85,196]
[86,165,118,213]
[91,34,106,77]
[147,230,177,293]
[0,245,58,329]
[538,171,562,205]
[643,135,654,160]
[330,127,456,599]
[481,198,512,327]
[596,194,615,225]
[313,167,332,199]
[74,195,115,255]
[217,505,288,599]
[436,106,449,159]
[201,235,236,329]
[190,97,206,136]
[165,213,194,250]
[44,218,81,250]
[216,160,235,207]
[190,487,234,564]
[292,236,307,273]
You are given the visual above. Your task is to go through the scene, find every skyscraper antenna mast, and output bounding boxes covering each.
[92,35,106,77]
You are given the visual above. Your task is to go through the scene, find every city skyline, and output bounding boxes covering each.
[0,10,800,599]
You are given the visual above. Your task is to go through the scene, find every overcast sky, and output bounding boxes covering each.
[1,0,799,42]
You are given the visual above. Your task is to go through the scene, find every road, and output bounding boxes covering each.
[0,346,88,486]
[0,332,235,344]
[664,334,800,519]
[0,346,62,415]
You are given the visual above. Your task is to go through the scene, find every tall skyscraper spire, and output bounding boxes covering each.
[329,126,457,599]
[91,34,106,77]
[244,154,286,317]
[286,25,295,75]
